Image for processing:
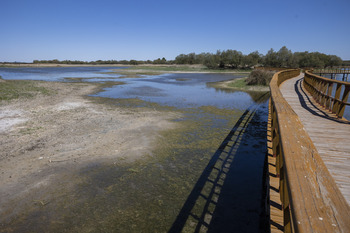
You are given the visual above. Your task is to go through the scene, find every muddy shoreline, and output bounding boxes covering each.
[0,81,178,224]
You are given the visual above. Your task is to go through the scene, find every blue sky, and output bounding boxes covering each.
[1,0,349,62]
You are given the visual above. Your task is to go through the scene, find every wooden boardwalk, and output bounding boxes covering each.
[267,107,283,233]
[279,74,350,205]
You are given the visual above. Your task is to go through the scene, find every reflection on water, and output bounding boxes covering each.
[92,73,260,109]
[0,66,124,81]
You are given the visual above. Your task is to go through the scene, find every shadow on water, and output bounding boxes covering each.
[168,93,269,233]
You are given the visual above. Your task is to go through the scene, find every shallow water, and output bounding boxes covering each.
[92,73,255,109]
[0,67,269,232]
[0,66,124,81]
[0,67,257,110]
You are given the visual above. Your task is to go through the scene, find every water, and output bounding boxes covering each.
[0,67,258,110]
[92,73,255,110]
[0,66,124,82]
[0,67,269,232]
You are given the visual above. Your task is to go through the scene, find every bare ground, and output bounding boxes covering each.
[0,81,178,221]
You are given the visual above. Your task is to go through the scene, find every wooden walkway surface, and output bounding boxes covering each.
[279,74,350,205]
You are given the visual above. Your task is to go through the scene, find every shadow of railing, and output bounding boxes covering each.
[294,78,350,124]
[168,97,269,233]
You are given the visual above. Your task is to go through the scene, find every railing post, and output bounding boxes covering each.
[325,82,333,111]
[332,83,342,115]
[282,176,291,233]
[271,104,281,177]
[338,86,350,118]
[320,80,327,106]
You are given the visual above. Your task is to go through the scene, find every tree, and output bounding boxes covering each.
[204,53,220,69]
[129,60,139,65]
[242,51,262,68]
[153,57,167,64]
[328,55,342,67]
[263,49,278,67]
[226,50,243,68]
[276,46,293,67]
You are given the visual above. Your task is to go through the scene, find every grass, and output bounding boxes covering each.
[105,65,251,77]
[0,78,51,101]
[228,77,248,89]
[208,77,270,93]
[138,65,250,73]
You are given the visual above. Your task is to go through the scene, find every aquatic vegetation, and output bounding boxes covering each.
[0,69,269,232]
[0,80,51,101]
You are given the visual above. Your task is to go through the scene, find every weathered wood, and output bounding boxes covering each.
[315,68,350,75]
[304,71,350,118]
[269,70,350,232]
[268,101,284,233]
[280,75,350,207]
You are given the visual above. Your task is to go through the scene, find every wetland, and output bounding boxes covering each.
[0,66,269,232]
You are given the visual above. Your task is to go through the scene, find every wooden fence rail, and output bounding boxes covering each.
[269,69,350,232]
[314,68,350,74]
[303,71,350,118]
[312,68,350,82]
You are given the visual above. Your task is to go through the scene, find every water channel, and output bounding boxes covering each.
[0,67,269,232]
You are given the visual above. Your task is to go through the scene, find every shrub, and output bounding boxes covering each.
[245,70,274,86]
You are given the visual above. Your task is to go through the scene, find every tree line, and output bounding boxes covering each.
[33,58,168,65]
[32,46,345,69]
[174,46,343,69]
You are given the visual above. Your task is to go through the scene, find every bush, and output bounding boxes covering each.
[245,70,274,86]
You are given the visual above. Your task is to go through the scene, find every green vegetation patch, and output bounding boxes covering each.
[208,77,270,92]
[245,69,274,86]
[105,65,250,77]
[0,79,51,101]
[228,77,248,89]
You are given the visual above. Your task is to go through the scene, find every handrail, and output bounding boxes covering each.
[269,69,350,232]
[314,68,350,74]
[303,70,350,118]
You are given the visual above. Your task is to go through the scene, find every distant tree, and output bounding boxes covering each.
[328,55,342,67]
[342,60,350,66]
[221,50,243,68]
[153,57,167,64]
[129,60,139,65]
[263,49,278,67]
[204,53,220,69]
[276,46,293,67]
[242,51,262,68]
[175,54,187,64]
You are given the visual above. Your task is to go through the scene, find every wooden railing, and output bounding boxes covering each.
[269,69,350,232]
[303,70,350,119]
[314,68,350,74]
